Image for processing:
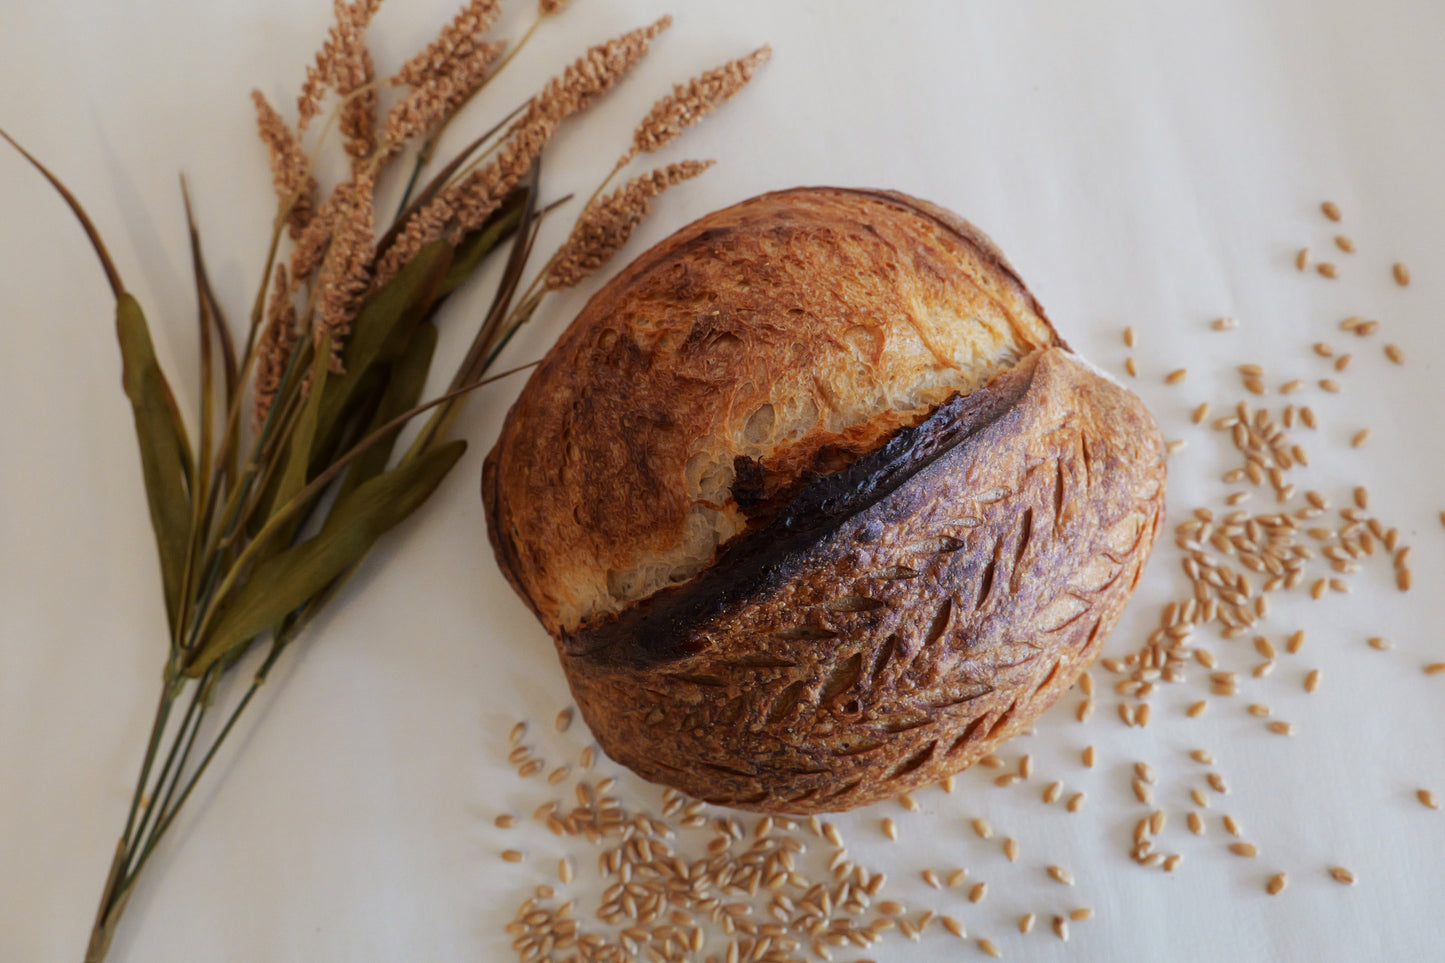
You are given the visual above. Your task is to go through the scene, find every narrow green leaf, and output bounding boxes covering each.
[338,321,438,500]
[116,294,194,631]
[275,333,333,511]
[185,440,467,677]
[1,126,125,297]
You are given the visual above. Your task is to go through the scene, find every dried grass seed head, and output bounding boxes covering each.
[626,45,771,162]
[251,89,318,237]
[545,160,714,291]
[297,0,385,133]
[392,0,503,87]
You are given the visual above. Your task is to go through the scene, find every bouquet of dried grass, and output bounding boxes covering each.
[2,2,767,958]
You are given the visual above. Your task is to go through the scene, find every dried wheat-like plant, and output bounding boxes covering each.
[1,4,769,960]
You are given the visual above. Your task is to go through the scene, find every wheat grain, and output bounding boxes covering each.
[1334,234,1356,253]
[1393,262,1411,286]
[1295,248,1309,271]
[1329,866,1356,885]
[1317,263,1339,279]
[1321,201,1342,221]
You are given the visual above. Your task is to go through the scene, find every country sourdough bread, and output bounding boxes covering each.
[483,187,1166,813]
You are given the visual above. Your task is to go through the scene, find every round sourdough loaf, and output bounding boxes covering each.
[483,187,1165,813]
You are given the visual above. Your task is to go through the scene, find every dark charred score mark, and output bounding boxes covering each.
[1079,432,1093,490]
[666,672,729,687]
[727,653,800,669]
[786,786,822,805]
[976,538,1004,611]
[985,699,1019,739]
[948,712,991,755]
[825,778,864,799]
[870,633,900,685]
[700,759,757,779]
[870,565,920,580]
[836,740,886,757]
[920,683,994,710]
[766,680,810,725]
[820,652,864,704]
[819,596,888,613]
[1010,507,1034,594]
[875,714,933,734]
[1053,459,1067,534]
[772,624,839,641]
[888,739,938,781]
[922,598,953,650]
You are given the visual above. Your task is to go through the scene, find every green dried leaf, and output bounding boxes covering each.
[116,293,194,632]
[184,440,467,677]
[275,333,333,511]
[339,321,438,500]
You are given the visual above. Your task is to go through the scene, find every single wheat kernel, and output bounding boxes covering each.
[559,857,574,883]
[1192,402,1211,424]
[1385,344,1405,364]
[1424,663,1445,676]
[1334,234,1356,253]
[1267,872,1288,895]
[1223,815,1243,837]
[1280,379,1303,394]
[1187,701,1208,718]
[1229,842,1258,858]
[1018,912,1035,934]
[1082,745,1096,768]
[1329,866,1356,885]
[1305,669,1321,693]
[1418,789,1440,810]
[1335,353,1352,371]
[1213,316,1240,330]
[881,817,898,840]
[1048,865,1075,886]
[1351,429,1370,448]
[1287,630,1306,653]
[1322,201,1342,221]
[1318,263,1339,278]
[1004,838,1020,862]
[1053,916,1070,941]
[1208,772,1229,794]
[1134,779,1154,805]
[1314,341,1334,357]
[1296,248,1310,271]
[947,868,968,888]
[1397,569,1413,591]
[942,915,966,938]
[1368,637,1393,651]
[1125,357,1138,377]
[1188,811,1205,835]
[501,849,525,863]
[1190,749,1215,765]
[972,818,993,839]
[1044,781,1063,804]
[1067,792,1087,813]
[1267,721,1296,736]
[1319,379,1341,392]
[1124,326,1135,347]
[1248,704,1271,718]
[922,869,942,889]
[969,881,988,904]
[1192,788,1210,808]
[1136,762,1157,784]
[509,722,527,744]
[495,814,515,828]
[978,937,1002,958]
[1163,853,1183,872]
[1166,368,1188,385]
[1393,262,1411,286]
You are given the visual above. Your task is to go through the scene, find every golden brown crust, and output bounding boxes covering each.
[483,188,1166,813]
[554,348,1165,812]
[485,187,1062,634]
